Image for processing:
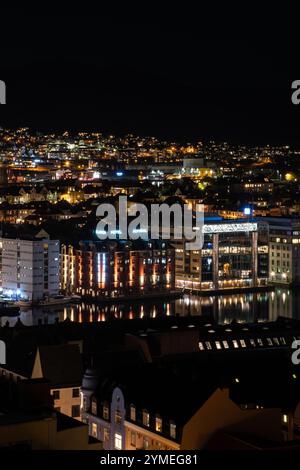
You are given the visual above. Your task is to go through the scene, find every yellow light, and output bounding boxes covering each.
[285,172,296,182]
[235,378,240,383]
[292,373,297,379]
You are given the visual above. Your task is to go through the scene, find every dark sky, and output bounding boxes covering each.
[0,11,300,145]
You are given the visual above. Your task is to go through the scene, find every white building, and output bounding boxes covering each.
[0,229,60,300]
[267,218,300,285]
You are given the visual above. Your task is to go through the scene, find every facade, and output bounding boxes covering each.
[266,218,300,285]
[0,231,60,300]
[0,380,101,450]
[31,345,83,420]
[174,217,268,291]
[81,374,284,451]
[61,240,175,297]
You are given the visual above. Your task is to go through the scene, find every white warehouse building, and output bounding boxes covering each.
[0,228,60,301]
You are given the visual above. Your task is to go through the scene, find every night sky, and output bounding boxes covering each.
[0,11,300,145]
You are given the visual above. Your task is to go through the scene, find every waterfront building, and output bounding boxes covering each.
[0,228,60,300]
[174,217,268,291]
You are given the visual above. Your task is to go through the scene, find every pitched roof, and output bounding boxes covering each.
[37,344,83,388]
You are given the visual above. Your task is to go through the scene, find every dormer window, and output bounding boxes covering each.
[91,398,97,415]
[143,410,150,427]
[103,403,109,420]
[130,405,136,422]
[155,416,162,433]
[170,422,176,439]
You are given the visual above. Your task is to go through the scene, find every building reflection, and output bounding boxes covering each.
[1,288,300,327]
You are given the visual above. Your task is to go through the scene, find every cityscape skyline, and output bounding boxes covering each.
[1,17,300,460]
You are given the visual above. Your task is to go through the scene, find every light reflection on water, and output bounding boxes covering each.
[1,288,299,327]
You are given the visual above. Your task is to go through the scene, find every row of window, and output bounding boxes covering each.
[130,406,176,439]
[94,403,176,439]
[52,387,80,400]
[198,336,288,351]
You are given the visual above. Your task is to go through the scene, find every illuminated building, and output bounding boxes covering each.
[174,217,268,291]
[61,240,175,297]
[0,229,60,300]
[267,217,300,285]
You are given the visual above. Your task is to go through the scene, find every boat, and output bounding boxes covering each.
[35,295,72,306]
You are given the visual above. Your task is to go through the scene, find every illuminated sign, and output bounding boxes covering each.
[203,223,257,234]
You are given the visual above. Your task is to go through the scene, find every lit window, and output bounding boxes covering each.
[156,416,162,433]
[114,432,122,450]
[103,404,109,420]
[205,341,212,350]
[131,431,136,447]
[143,437,149,449]
[267,338,273,346]
[92,422,98,438]
[250,339,256,347]
[240,339,246,348]
[280,337,286,345]
[143,410,150,427]
[130,405,136,421]
[103,428,109,442]
[273,337,279,345]
[170,422,176,439]
[232,340,239,348]
[283,414,288,424]
[222,340,229,349]
[215,341,222,350]
[198,342,205,351]
[257,338,263,346]
[91,399,97,415]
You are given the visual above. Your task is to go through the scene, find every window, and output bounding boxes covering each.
[91,423,98,438]
[257,338,263,346]
[267,338,273,346]
[130,405,136,421]
[215,341,222,350]
[52,390,60,400]
[250,339,256,347]
[280,337,286,345]
[103,428,110,442]
[232,340,239,349]
[205,341,212,350]
[92,399,97,415]
[198,342,205,351]
[143,410,150,427]
[103,404,109,420]
[155,416,162,433]
[170,422,176,439]
[72,388,80,398]
[222,340,229,349]
[273,337,279,345]
[114,433,122,450]
[131,431,136,447]
[115,409,122,425]
[72,405,80,418]
[240,339,246,348]
[283,414,288,424]
[143,437,149,449]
